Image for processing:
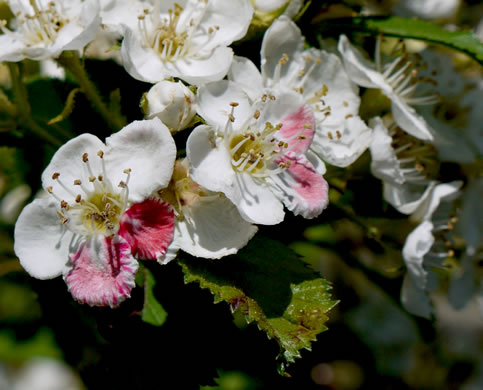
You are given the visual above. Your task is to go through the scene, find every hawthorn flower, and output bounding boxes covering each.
[120,0,253,85]
[0,0,101,62]
[187,80,329,225]
[158,159,258,261]
[142,80,196,132]
[401,181,462,318]
[393,0,461,20]
[338,35,438,141]
[14,119,177,307]
[369,116,440,214]
[229,16,371,167]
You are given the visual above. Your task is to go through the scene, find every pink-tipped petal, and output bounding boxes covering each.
[268,153,329,219]
[277,104,315,155]
[119,198,175,260]
[64,235,138,308]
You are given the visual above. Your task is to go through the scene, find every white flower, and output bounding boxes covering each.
[229,16,371,167]
[14,118,177,307]
[0,0,101,62]
[158,159,258,261]
[416,49,482,163]
[120,0,253,84]
[401,181,462,318]
[393,0,461,20]
[187,80,329,225]
[338,35,437,141]
[142,80,196,132]
[369,116,439,214]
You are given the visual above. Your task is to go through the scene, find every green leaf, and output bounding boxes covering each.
[178,236,337,372]
[139,266,168,327]
[316,16,483,64]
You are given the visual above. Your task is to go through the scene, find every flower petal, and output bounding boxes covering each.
[14,198,78,280]
[230,172,285,225]
[276,102,315,155]
[119,198,175,260]
[267,153,329,219]
[172,194,258,259]
[261,15,305,87]
[104,118,176,203]
[310,116,372,167]
[402,220,434,290]
[120,28,167,83]
[401,273,432,319]
[187,125,235,193]
[202,0,253,49]
[197,80,252,132]
[369,116,406,185]
[390,94,434,141]
[64,235,138,308]
[41,133,106,201]
[337,35,387,90]
[228,56,264,101]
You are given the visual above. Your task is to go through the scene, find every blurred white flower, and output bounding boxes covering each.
[338,35,438,141]
[13,358,81,390]
[143,80,196,132]
[369,116,439,215]
[0,0,100,61]
[393,0,461,20]
[0,184,31,224]
[401,181,462,318]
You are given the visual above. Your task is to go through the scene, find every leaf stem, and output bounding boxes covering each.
[56,51,126,131]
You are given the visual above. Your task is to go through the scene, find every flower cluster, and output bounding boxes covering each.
[4,0,481,317]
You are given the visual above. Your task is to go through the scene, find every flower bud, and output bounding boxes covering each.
[142,80,196,132]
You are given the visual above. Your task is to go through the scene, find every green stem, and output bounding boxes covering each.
[7,63,62,147]
[56,51,126,131]
[0,88,17,117]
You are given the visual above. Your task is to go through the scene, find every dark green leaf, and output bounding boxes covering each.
[178,236,337,371]
[316,16,483,64]
[140,266,168,327]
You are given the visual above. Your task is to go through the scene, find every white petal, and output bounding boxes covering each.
[383,181,435,215]
[202,0,253,48]
[14,198,78,279]
[229,172,285,225]
[369,116,406,185]
[410,180,462,222]
[171,46,234,85]
[173,194,258,259]
[0,34,27,62]
[402,220,434,290]
[41,134,106,201]
[120,28,167,83]
[261,16,304,87]
[105,118,176,203]
[390,94,434,141]
[401,273,433,319]
[58,0,101,52]
[187,125,235,193]
[311,116,372,167]
[197,81,252,131]
[228,56,264,101]
[337,35,387,90]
